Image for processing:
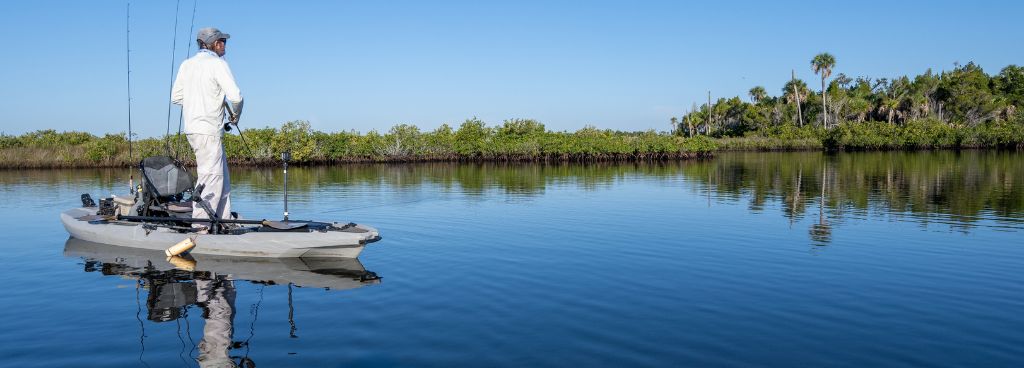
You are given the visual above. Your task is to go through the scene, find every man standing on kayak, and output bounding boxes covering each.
[171,27,243,231]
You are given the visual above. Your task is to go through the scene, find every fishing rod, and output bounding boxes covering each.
[221,103,278,193]
[225,119,258,164]
[163,0,182,156]
[174,0,199,161]
[126,2,135,194]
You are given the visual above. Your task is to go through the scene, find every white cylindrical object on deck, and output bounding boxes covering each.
[165,237,196,257]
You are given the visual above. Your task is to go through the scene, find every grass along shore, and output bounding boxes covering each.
[0,119,716,169]
[3,117,1023,169]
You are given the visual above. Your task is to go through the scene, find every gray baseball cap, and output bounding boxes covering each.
[196,27,230,45]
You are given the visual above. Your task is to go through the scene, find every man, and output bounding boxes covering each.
[171,27,243,231]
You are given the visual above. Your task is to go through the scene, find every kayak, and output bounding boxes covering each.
[61,206,381,258]
[63,238,381,290]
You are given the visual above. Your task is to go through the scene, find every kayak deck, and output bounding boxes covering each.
[61,207,380,258]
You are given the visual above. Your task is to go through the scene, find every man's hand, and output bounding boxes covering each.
[223,99,243,126]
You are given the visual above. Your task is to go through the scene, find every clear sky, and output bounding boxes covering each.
[1,0,1021,137]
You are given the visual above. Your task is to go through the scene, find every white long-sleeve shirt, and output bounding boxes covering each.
[171,49,243,136]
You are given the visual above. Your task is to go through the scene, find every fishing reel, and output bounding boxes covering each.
[222,99,243,131]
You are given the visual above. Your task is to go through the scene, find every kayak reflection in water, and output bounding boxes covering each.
[65,239,381,367]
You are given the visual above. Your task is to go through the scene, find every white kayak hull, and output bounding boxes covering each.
[61,207,380,258]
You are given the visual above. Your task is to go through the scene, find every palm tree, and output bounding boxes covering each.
[783,78,809,126]
[749,86,767,104]
[879,94,900,125]
[811,53,836,128]
[689,103,698,136]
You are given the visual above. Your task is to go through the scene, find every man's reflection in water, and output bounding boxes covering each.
[196,276,237,368]
[141,269,250,368]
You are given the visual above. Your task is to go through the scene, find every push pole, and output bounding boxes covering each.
[282,151,291,221]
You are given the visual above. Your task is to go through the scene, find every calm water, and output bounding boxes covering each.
[1,151,1022,367]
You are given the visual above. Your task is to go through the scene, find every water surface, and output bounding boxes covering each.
[1,150,1022,367]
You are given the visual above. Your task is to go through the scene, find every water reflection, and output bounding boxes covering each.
[63,239,380,367]
[809,163,832,245]
[11,151,1023,246]
[695,151,1024,243]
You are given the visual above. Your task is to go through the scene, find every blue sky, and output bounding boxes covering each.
[1,0,1021,137]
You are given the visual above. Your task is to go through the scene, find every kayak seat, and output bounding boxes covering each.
[165,202,192,213]
[138,156,195,217]
[147,202,193,219]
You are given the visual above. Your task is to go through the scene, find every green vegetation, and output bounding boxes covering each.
[672,56,1024,150]
[4,55,1023,169]
[0,119,715,169]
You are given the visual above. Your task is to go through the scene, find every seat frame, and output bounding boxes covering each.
[137,156,195,218]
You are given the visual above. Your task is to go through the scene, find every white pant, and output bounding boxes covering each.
[187,134,232,224]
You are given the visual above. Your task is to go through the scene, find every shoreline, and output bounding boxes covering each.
[0,151,715,169]
[6,143,1024,170]
[4,119,1022,169]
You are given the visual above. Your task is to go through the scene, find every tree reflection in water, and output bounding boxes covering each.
[22,150,1022,250]
[809,162,832,245]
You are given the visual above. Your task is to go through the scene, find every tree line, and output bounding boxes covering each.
[672,53,1023,141]
[0,119,717,168]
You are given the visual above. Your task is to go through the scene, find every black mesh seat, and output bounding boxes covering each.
[138,156,195,217]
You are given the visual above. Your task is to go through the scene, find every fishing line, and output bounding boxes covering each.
[238,284,264,365]
[135,279,152,368]
[163,0,182,156]
[174,0,198,161]
[185,306,198,360]
[176,317,189,366]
